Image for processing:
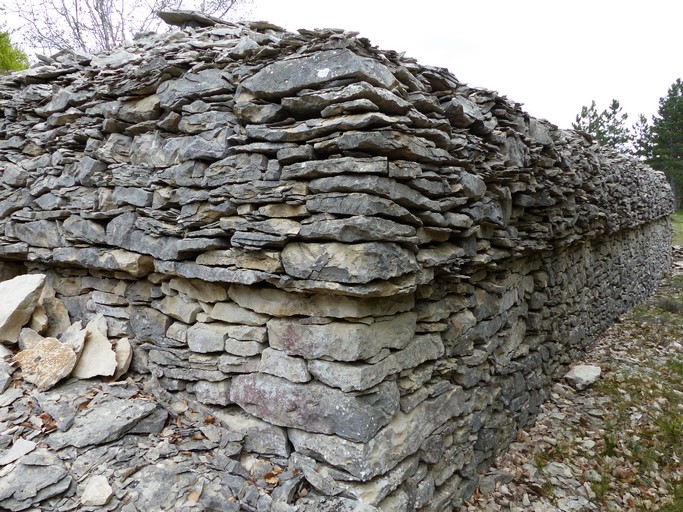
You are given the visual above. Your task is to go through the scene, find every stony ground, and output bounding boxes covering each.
[461,247,683,512]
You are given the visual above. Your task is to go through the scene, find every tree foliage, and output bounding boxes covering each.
[0,31,30,72]
[647,79,683,209]
[6,0,245,54]
[572,99,631,152]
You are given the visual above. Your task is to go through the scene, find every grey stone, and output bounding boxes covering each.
[231,373,400,442]
[245,112,410,143]
[194,379,233,405]
[306,193,417,224]
[281,156,387,180]
[203,153,269,187]
[0,274,45,344]
[48,396,155,449]
[229,284,415,318]
[209,301,269,326]
[298,216,416,243]
[242,49,398,100]
[258,348,311,383]
[565,364,601,390]
[187,322,230,353]
[211,407,290,457]
[314,130,453,165]
[308,334,444,391]
[281,242,418,284]
[157,68,234,109]
[0,448,71,511]
[11,220,66,248]
[289,385,470,480]
[308,174,441,211]
[281,81,411,116]
[52,247,154,277]
[268,312,417,362]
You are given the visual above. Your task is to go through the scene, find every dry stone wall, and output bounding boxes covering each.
[0,13,674,510]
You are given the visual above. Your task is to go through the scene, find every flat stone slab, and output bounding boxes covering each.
[230,373,399,443]
[565,364,601,390]
[0,274,46,344]
[13,337,77,391]
[48,397,157,449]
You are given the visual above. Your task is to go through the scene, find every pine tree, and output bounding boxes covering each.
[648,79,683,209]
[573,99,632,152]
[0,31,29,73]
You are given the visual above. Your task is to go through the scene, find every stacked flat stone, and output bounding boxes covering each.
[0,13,674,510]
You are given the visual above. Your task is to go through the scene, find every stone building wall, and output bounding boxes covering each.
[0,14,673,510]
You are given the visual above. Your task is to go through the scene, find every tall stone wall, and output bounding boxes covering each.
[0,14,673,510]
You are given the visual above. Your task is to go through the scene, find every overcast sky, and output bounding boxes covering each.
[4,0,680,130]
[243,0,681,130]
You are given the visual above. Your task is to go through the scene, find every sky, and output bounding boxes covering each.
[241,0,681,130]
[3,0,681,130]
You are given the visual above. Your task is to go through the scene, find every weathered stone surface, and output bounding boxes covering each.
[281,157,388,180]
[298,216,416,243]
[308,334,444,391]
[281,81,411,116]
[53,247,154,277]
[231,373,399,442]
[113,337,132,380]
[229,284,414,318]
[212,407,290,457]
[48,397,157,448]
[258,347,311,383]
[308,174,441,211]
[167,277,228,303]
[0,13,675,512]
[306,193,417,224]
[0,274,46,344]
[13,337,77,391]
[0,448,71,511]
[187,322,229,353]
[71,314,117,379]
[0,438,37,466]
[11,220,66,248]
[194,379,232,405]
[268,312,416,362]
[242,49,398,100]
[80,475,113,506]
[209,301,269,326]
[281,242,418,284]
[289,385,470,480]
[565,364,601,390]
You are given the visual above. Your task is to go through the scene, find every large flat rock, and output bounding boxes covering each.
[0,274,46,344]
[230,373,399,443]
[242,49,399,100]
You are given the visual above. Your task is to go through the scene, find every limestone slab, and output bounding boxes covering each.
[70,314,117,379]
[289,385,471,480]
[231,373,399,443]
[267,312,417,362]
[281,242,418,284]
[13,337,77,391]
[229,284,414,318]
[242,49,398,100]
[0,274,46,344]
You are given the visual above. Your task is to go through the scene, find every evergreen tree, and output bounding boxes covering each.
[631,114,653,160]
[573,99,632,152]
[648,79,683,209]
[0,31,29,72]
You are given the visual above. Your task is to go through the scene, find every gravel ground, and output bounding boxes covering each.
[460,248,683,512]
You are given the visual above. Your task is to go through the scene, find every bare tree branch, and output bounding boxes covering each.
[7,0,248,54]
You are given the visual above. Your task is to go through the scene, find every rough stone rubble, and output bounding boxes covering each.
[0,11,674,511]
